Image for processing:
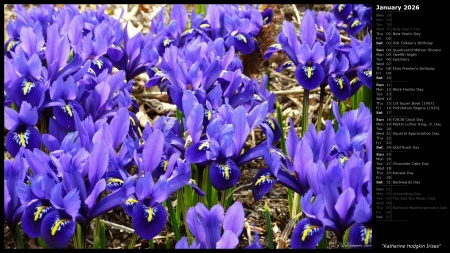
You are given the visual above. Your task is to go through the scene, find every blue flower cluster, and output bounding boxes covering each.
[4,4,371,249]
[4,4,275,248]
[264,4,372,100]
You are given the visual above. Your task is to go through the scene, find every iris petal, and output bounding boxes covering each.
[276,61,295,72]
[251,168,277,201]
[357,69,372,89]
[52,101,85,131]
[333,4,353,21]
[122,195,138,216]
[6,125,41,157]
[346,18,365,37]
[10,77,44,108]
[132,202,167,240]
[328,75,351,101]
[349,223,372,247]
[105,171,124,192]
[22,199,54,238]
[209,159,240,191]
[185,141,210,164]
[291,217,324,249]
[41,210,75,249]
[232,33,255,55]
[263,44,282,60]
[295,63,324,90]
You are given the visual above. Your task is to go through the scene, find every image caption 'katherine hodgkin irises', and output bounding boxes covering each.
[4,3,371,249]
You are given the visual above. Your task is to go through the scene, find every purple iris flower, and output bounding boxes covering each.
[349,197,372,247]
[333,4,353,21]
[5,101,41,157]
[313,158,356,238]
[39,184,81,249]
[330,101,371,158]
[344,5,372,37]
[184,201,245,249]
[46,76,85,132]
[261,8,273,25]
[38,139,135,248]
[4,148,27,231]
[254,118,335,199]
[8,51,46,109]
[287,119,335,166]
[159,40,223,113]
[251,146,301,201]
[291,190,326,249]
[179,8,212,46]
[175,237,201,249]
[131,152,190,240]
[265,11,325,90]
[207,5,262,55]
[17,173,57,238]
[327,53,352,100]
[185,98,269,191]
[348,34,372,89]
[108,23,159,81]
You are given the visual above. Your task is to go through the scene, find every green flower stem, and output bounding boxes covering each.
[316,84,326,132]
[301,89,310,136]
[11,224,25,249]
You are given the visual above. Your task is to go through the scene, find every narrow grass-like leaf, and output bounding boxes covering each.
[176,109,185,134]
[166,198,181,241]
[343,226,351,249]
[176,190,182,228]
[301,89,310,136]
[128,233,138,249]
[76,223,82,249]
[149,239,154,249]
[166,234,170,249]
[276,102,286,153]
[264,202,274,249]
[362,85,372,111]
[288,189,294,219]
[93,236,100,249]
[14,225,25,249]
[196,4,207,16]
[100,220,106,249]
[37,237,49,249]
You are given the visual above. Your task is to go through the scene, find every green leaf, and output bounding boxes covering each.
[264,202,274,249]
[100,220,106,249]
[276,102,287,153]
[166,234,171,249]
[287,189,293,219]
[149,239,154,249]
[343,226,351,249]
[301,90,310,136]
[93,236,100,249]
[14,225,25,249]
[37,237,49,249]
[166,198,181,241]
[196,4,207,16]
[76,223,82,249]
[128,233,138,249]
[176,109,185,134]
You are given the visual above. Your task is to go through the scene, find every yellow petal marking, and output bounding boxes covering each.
[51,219,70,236]
[302,225,320,241]
[34,206,47,221]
